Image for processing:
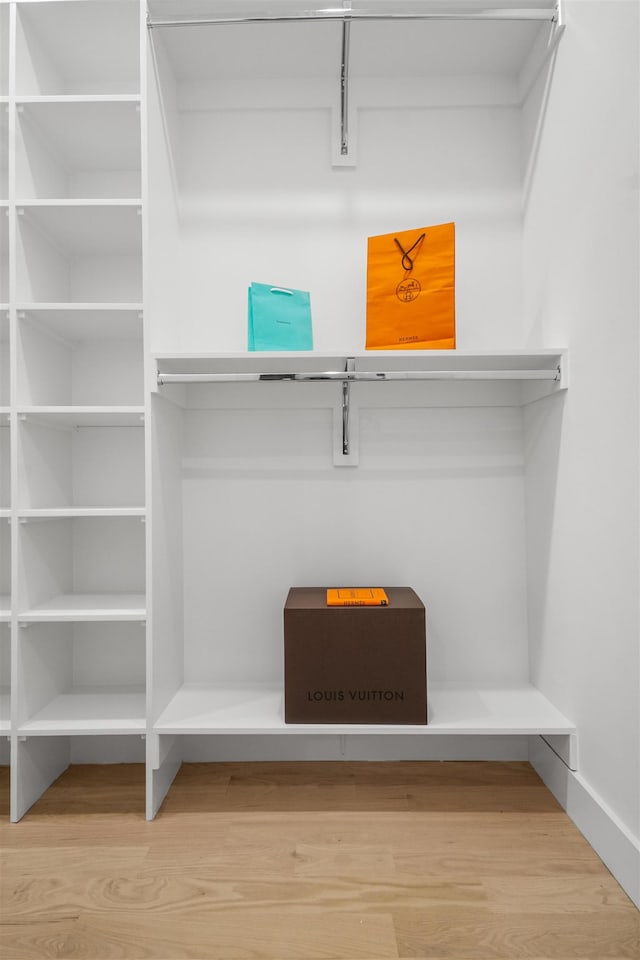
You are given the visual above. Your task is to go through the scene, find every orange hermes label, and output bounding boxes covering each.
[326,588,389,607]
[365,222,455,350]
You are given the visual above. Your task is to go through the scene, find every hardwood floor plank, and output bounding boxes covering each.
[3,874,492,921]
[1,911,400,960]
[293,842,396,877]
[1,846,150,872]
[481,876,636,913]
[393,907,640,959]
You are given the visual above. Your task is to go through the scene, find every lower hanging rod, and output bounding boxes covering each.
[157,367,561,385]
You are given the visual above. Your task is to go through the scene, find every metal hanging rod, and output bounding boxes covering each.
[157,367,561,385]
[148,10,558,28]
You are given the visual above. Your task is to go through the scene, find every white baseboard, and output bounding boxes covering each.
[530,736,640,909]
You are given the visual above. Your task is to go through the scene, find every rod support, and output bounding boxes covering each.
[342,357,356,455]
[340,17,351,157]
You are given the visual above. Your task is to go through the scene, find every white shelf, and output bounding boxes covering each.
[18,687,146,736]
[155,350,567,410]
[19,508,145,520]
[156,349,566,379]
[17,95,141,105]
[153,682,576,737]
[17,407,145,428]
[19,594,146,623]
[17,302,143,313]
[17,198,140,208]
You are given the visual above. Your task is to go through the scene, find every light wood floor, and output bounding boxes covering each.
[0,761,638,960]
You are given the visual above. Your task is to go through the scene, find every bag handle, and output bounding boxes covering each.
[394,232,426,272]
[269,286,294,324]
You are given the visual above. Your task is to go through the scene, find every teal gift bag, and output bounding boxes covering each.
[248,283,313,351]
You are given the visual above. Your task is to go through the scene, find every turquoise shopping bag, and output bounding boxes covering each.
[248,282,313,351]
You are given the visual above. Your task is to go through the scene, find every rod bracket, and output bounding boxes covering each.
[334,357,358,466]
[333,9,356,166]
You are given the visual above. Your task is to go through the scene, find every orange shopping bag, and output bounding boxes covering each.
[365,222,455,350]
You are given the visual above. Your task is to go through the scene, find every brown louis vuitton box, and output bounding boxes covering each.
[284,587,427,724]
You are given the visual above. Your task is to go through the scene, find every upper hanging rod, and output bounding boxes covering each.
[157,367,561,385]
[148,9,558,28]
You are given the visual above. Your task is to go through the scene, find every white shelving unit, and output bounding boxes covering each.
[4,0,147,819]
[1,1,10,768]
[3,0,595,824]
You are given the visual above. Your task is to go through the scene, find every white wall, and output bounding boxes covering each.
[523,0,639,849]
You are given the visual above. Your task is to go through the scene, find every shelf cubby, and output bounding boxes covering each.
[0,3,8,99]
[17,515,146,622]
[0,207,8,304]
[0,519,9,622]
[17,307,144,406]
[0,623,9,733]
[16,1,140,97]
[0,423,9,513]
[17,416,145,512]
[16,203,143,304]
[0,107,8,203]
[16,98,142,200]
[0,309,9,409]
[17,620,146,735]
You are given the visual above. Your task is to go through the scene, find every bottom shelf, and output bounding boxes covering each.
[18,687,146,735]
[153,682,575,737]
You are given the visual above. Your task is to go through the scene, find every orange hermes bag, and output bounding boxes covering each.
[365,222,455,350]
